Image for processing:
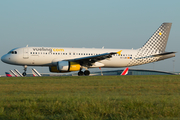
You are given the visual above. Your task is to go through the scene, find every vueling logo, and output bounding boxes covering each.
[33,47,64,53]
[52,48,64,52]
[33,47,52,53]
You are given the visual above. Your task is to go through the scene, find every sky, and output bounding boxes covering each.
[0,0,180,75]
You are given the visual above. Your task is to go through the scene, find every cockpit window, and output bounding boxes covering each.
[8,51,17,54]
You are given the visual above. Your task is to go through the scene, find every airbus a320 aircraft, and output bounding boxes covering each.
[1,23,175,76]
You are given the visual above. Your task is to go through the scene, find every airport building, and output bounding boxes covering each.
[90,69,176,76]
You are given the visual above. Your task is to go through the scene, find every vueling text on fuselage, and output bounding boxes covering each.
[33,48,64,53]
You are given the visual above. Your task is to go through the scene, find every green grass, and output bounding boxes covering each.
[0,75,180,119]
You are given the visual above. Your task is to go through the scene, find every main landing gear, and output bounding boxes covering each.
[78,70,90,76]
[22,65,27,76]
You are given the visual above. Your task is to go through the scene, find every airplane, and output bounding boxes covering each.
[9,70,17,77]
[14,69,23,77]
[31,68,42,77]
[6,69,23,77]
[121,67,129,75]
[1,23,176,76]
[5,72,13,77]
[7,68,41,77]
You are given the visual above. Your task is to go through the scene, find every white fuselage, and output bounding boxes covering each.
[1,47,138,68]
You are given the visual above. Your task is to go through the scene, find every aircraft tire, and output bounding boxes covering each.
[78,71,84,76]
[22,72,26,76]
[84,70,90,76]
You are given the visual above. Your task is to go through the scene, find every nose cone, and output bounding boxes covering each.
[1,54,10,64]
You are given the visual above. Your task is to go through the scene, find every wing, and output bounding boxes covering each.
[67,52,119,67]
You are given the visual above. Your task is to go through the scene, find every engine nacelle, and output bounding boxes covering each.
[49,61,81,73]
[58,61,69,71]
[49,66,69,73]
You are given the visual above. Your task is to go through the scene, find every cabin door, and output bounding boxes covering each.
[23,48,29,59]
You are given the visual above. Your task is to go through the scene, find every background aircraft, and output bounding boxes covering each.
[5,72,12,77]
[121,67,129,75]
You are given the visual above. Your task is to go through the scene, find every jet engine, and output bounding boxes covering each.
[49,61,81,73]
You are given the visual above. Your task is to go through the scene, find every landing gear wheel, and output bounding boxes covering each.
[22,65,27,76]
[84,70,90,76]
[22,72,26,76]
[78,71,84,76]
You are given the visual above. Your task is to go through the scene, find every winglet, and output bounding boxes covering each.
[117,50,122,55]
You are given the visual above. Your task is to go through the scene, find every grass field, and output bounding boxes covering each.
[0,75,180,119]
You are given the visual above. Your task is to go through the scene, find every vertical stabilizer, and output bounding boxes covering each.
[139,23,172,55]
[10,70,17,77]
[5,72,12,77]
[121,67,129,75]
[127,23,173,67]
[14,69,23,77]
[31,68,42,77]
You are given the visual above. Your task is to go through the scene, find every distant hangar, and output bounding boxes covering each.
[91,69,176,76]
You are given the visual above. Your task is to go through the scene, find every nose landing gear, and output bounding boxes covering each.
[22,65,27,76]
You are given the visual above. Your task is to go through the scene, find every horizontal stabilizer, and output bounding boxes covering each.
[135,52,176,60]
[152,52,176,57]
